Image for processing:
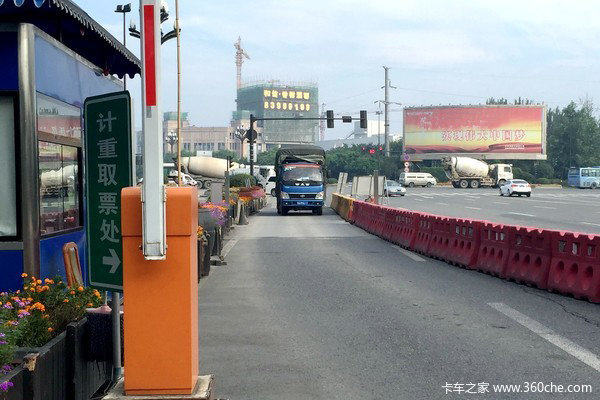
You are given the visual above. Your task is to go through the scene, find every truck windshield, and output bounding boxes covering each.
[282,165,322,184]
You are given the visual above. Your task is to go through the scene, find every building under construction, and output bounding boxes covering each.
[234,81,319,147]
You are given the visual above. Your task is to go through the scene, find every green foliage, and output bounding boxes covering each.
[512,167,535,183]
[536,178,551,185]
[256,148,277,166]
[163,150,195,163]
[212,150,240,163]
[420,167,449,183]
[326,141,405,180]
[229,173,256,187]
[547,100,600,178]
[326,178,338,185]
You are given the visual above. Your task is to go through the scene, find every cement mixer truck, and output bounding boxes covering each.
[178,156,230,189]
[442,156,513,189]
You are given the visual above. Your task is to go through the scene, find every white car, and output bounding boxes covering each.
[384,180,406,197]
[499,179,531,197]
[266,176,277,196]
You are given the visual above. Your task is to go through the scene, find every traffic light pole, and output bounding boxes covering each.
[246,111,367,178]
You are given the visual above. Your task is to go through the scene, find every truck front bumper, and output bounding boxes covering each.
[282,199,324,209]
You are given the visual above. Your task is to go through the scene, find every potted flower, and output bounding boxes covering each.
[0,275,105,399]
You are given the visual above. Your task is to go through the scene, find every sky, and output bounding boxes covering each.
[76,0,600,139]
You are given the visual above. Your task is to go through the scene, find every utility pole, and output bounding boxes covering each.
[378,66,399,158]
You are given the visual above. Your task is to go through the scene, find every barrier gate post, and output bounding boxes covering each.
[121,187,199,395]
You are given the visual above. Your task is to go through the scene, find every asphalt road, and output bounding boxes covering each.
[365,186,600,235]
[199,198,600,399]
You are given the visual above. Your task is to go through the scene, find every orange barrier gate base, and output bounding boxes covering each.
[121,187,199,395]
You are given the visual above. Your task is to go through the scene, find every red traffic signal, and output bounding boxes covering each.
[369,149,375,154]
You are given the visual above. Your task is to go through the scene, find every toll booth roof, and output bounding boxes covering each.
[0,0,140,78]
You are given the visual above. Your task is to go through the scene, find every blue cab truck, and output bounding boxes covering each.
[275,145,326,215]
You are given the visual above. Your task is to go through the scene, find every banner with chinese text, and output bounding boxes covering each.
[404,106,545,157]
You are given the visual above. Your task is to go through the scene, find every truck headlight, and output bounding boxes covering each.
[315,191,324,199]
[281,192,289,199]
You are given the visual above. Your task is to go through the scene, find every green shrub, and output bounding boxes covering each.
[536,178,550,185]
[326,178,338,185]
[420,167,449,182]
[551,179,563,185]
[229,173,256,187]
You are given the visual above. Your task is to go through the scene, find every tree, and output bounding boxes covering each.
[256,148,277,165]
[212,149,240,163]
[547,100,600,178]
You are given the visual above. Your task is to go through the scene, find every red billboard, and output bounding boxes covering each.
[403,106,546,159]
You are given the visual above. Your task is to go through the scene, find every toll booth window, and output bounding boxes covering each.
[39,142,81,235]
[37,93,82,139]
[0,96,17,238]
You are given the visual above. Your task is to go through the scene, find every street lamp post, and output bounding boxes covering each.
[166,129,178,154]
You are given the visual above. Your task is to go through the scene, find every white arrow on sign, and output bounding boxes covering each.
[102,249,121,274]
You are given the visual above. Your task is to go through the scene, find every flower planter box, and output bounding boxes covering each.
[0,365,24,400]
[8,318,112,400]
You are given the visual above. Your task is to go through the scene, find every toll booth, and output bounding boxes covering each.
[0,0,140,291]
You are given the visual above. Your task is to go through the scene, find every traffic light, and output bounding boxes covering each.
[369,149,375,154]
[326,110,334,128]
[360,110,367,129]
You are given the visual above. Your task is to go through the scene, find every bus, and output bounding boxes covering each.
[567,167,600,189]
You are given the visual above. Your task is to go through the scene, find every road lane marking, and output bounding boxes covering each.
[488,302,600,373]
[508,212,535,217]
[534,206,556,210]
[493,201,509,205]
[413,199,423,202]
[221,239,238,258]
[436,202,449,205]
[392,245,425,262]
[465,206,481,210]
[581,222,600,227]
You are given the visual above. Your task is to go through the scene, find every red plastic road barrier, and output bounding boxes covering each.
[352,201,372,230]
[506,226,553,289]
[380,207,399,241]
[372,205,388,237]
[547,232,600,303]
[412,213,433,256]
[445,219,482,269]
[388,210,418,249]
[428,216,453,262]
[475,222,511,278]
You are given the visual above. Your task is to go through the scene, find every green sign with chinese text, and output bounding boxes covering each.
[84,92,132,291]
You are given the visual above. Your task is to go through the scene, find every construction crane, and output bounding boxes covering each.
[234,36,250,90]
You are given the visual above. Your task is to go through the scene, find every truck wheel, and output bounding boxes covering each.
[204,180,211,189]
[592,182,598,189]
[452,181,460,188]
[459,180,469,189]
[498,179,506,187]
[408,182,415,188]
[469,180,480,189]
[196,180,204,189]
